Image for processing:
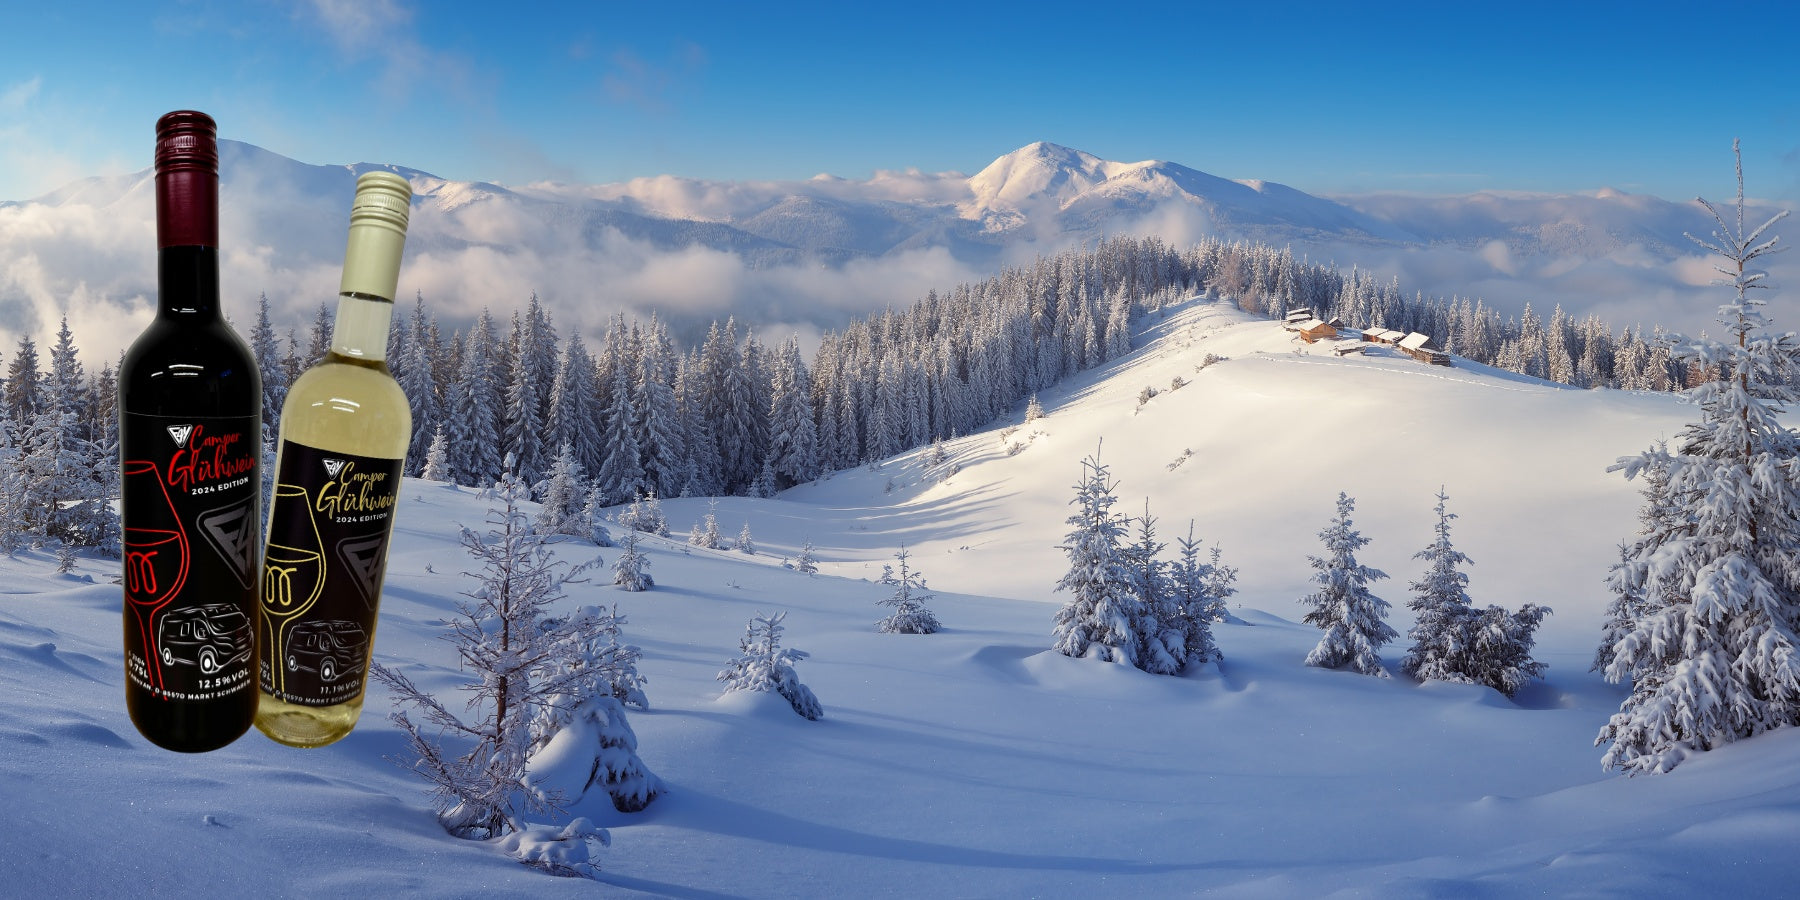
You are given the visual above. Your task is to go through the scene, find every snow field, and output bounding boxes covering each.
[2,297,1794,896]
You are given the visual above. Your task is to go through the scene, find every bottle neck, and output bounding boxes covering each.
[157,245,222,321]
[331,292,395,362]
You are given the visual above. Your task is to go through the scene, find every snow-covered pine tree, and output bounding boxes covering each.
[674,351,720,498]
[718,611,823,720]
[1462,603,1552,699]
[1204,545,1239,620]
[0,411,27,556]
[1594,446,1676,674]
[616,490,668,536]
[1168,521,1224,668]
[547,333,602,480]
[688,501,721,549]
[794,540,819,576]
[737,521,755,554]
[397,295,441,475]
[304,301,333,366]
[633,316,686,500]
[876,545,940,634]
[369,456,611,874]
[765,336,819,490]
[1051,453,1142,667]
[1123,500,1184,675]
[1401,489,1477,685]
[580,483,613,548]
[444,312,504,487]
[1299,492,1396,676]
[533,442,589,537]
[1025,392,1044,422]
[748,457,777,499]
[249,294,286,434]
[421,424,452,484]
[1395,490,1549,697]
[612,530,653,591]
[1594,543,1642,675]
[592,340,646,507]
[1598,144,1800,775]
[525,603,657,814]
[503,333,547,489]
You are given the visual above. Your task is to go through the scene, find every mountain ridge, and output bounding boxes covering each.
[12,138,1732,263]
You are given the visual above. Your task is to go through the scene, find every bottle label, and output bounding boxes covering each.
[259,440,403,707]
[121,413,260,704]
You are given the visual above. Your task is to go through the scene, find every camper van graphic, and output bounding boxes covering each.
[284,620,368,684]
[157,605,252,675]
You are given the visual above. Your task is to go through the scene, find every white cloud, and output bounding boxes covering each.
[7,144,1788,386]
[301,0,411,53]
[0,76,41,112]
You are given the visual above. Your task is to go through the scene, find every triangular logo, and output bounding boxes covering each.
[323,459,347,479]
[196,497,258,589]
[336,535,389,608]
[166,425,194,449]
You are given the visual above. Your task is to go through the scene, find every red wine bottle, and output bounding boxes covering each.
[120,110,262,752]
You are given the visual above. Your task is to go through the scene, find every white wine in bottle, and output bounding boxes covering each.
[256,171,412,748]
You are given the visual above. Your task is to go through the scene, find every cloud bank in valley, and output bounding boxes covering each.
[0,141,1790,372]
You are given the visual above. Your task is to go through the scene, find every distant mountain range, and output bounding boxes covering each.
[0,139,1784,362]
[13,139,1736,265]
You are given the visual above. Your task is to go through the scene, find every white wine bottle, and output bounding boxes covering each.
[255,171,412,748]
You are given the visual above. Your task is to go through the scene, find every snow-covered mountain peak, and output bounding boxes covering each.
[965,141,1133,214]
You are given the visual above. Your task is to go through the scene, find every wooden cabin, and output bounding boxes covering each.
[1398,332,1452,366]
[1295,319,1338,343]
[1364,328,1406,345]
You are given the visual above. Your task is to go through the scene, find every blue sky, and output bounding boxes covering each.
[3,0,1797,203]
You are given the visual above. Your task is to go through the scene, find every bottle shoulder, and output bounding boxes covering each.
[277,358,411,458]
[120,318,261,414]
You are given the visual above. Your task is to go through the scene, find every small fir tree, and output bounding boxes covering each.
[1025,393,1044,422]
[579,483,614,548]
[524,604,659,813]
[421,425,453,484]
[369,457,615,875]
[688,501,722,550]
[612,530,653,592]
[1397,490,1551,698]
[718,611,823,720]
[1168,521,1225,668]
[876,546,940,634]
[1401,489,1478,685]
[1462,603,1552,699]
[533,442,589,537]
[1123,500,1184,675]
[1051,454,1142,667]
[751,457,777,499]
[1300,492,1396,676]
[1594,448,1676,674]
[737,521,755,554]
[616,491,668,536]
[793,541,819,576]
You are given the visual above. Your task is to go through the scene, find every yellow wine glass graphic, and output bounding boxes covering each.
[123,460,189,693]
[261,483,325,697]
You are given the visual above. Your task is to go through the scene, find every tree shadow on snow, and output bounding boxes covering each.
[645,786,1211,876]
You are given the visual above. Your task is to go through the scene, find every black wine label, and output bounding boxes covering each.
[122,413,260,704]
[259,441,403,707]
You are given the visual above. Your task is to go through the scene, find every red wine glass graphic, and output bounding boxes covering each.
[261,483,325,697]
[123,460,190,692]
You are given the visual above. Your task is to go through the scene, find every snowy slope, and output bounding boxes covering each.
[3,297,1796,897]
